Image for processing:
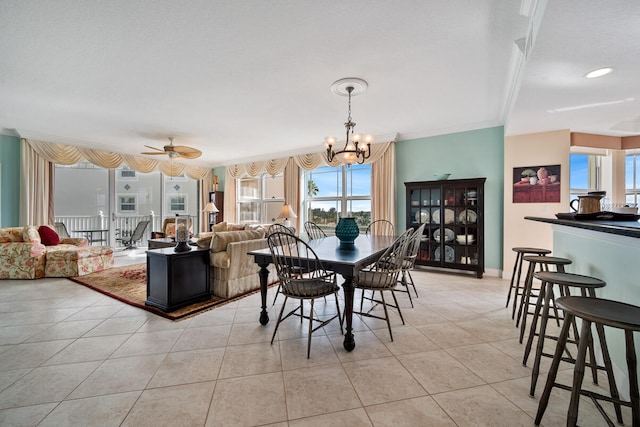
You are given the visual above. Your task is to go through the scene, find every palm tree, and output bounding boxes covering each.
[307,179,319,197]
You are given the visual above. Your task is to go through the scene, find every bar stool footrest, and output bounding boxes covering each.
[552,382,631,427]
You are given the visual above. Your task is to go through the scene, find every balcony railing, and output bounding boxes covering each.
[53,213,195,248]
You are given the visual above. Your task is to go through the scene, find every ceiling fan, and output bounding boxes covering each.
[141,137,202,159]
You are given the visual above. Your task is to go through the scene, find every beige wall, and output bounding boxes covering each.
[503,130,571,278]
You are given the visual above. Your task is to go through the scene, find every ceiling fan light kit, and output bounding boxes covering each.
[141,137,202,160]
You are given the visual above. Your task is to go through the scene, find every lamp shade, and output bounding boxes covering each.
[203,202,219,213]
[278,204,297,220]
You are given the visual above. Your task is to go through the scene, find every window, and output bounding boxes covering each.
[167,173,188,181]
[55,162,109,217]
[119,195,137,213]
[569,153,601,200]
[236,173,285,224]
[118,166,137,180]
[625,152,640,205]
[168,195,187,212]
[304,164,372,234]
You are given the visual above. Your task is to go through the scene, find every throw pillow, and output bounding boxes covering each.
[38,225,60,246]
[226,223,245,231]
[195,231,214,239]
[22,226,42,244]
[212,222,227,233]
[197,236,213,248]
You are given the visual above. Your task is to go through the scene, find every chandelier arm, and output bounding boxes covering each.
[345,124,351,151]
[326,147,335,162]
[363,142,371,158]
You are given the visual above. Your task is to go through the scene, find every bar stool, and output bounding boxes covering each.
[535,296,638,427]
[506,247,551,319]
[518,255,572,344]
[523,271,610,398]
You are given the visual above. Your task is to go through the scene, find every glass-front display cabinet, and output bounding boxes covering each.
[405,178,486,278]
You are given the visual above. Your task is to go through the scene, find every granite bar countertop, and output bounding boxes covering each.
[525,216,640,239]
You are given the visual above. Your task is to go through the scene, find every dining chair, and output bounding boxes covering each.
[116,220,150,249]
[394,223,426,307]
[355,228,413,341]
[304,221,327,240]
[365,219,395,236]
[267,224,296,306]
[267,223,296,236]
[267,232,343,358]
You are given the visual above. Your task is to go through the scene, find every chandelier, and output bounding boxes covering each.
[324,78,373,165]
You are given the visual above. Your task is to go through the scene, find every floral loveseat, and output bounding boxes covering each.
[0,226,114,279]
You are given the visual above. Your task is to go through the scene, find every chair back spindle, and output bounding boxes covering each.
[304,221,327,240]
[366,219,395,236]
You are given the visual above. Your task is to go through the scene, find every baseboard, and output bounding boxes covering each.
[414,265,503,278]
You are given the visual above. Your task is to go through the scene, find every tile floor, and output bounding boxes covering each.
[0,250,633,426]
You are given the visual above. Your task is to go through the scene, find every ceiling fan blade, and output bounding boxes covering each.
[173,145,202,159]
[143,145,164,152]
[178,152,201,159]
[141,139,200,160]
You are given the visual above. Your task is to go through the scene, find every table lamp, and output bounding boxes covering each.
[203,202,219,229]
[278,204,297,227]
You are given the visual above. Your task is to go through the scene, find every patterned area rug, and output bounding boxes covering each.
[68,263,262,321]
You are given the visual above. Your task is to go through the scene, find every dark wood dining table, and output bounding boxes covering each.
[248,234,396,352]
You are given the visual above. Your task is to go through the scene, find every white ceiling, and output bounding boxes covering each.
[0,0,638,168]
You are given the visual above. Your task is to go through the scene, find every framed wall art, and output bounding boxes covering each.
[513,164,561,203]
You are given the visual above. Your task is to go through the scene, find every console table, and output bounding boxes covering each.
[145,247,210,312]
[148,238,197,250]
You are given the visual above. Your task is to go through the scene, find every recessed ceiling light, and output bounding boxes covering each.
[584,67,614,79]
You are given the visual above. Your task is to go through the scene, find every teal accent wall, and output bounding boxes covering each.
[395,126,505,271]
[213,167,226,191]
[0,135,20,227]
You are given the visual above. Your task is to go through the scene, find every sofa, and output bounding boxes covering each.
[196,222,276,299]
[0,225,114,279]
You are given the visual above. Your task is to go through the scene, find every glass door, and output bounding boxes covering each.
[113,166,161,246]
[54,163,110,245]
[55,164,201,248]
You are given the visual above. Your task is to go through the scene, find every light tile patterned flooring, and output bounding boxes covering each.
[0,251,633,426]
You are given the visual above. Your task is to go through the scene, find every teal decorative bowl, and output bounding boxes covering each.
[433,173,451,180]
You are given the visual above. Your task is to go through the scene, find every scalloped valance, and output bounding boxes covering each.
[24,138,212,180]
[227,140,393,178]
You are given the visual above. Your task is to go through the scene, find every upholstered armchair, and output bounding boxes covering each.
[151,217,193,239]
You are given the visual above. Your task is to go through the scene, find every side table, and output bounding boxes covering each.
[145,246,210,312]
